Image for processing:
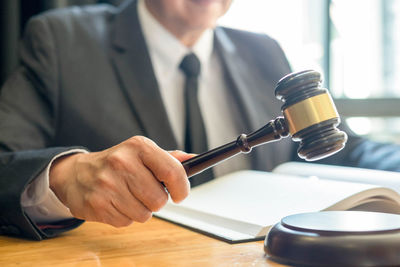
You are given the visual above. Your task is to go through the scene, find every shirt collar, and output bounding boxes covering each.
[137,0,214,74]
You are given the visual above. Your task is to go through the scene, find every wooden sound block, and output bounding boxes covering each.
[264,211,400,266]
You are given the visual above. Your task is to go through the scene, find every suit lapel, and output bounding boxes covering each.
[109,0,177,150]
[214,28,267,170]
[214,28,260,133]
[214,28,285,171]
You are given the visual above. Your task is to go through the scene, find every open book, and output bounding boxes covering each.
[154,162,400,243]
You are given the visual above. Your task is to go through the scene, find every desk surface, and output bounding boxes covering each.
[0,218,284,266]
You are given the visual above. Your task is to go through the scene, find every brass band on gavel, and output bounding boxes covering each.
[283,92,339,136]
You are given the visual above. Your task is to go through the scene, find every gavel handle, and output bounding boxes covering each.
[181,117,289,178]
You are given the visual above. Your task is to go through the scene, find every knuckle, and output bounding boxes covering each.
[164,164,186,185]
[127,136,156,156]
[96,173,118,192]
[105,151,126,170]
[149,193,168,212]
[163,167,177,183]
[136,209,152,223]
[127,136,149,148]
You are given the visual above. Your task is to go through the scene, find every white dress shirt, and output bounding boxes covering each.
[21,0,250,223]
[138,0,250,175]
[21,149,87,223]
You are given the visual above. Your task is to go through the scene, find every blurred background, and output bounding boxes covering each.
[1,0,400,143]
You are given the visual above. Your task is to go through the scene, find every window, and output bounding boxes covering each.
[330,0,400,98]
[219,0,327,76]
[219,0,400,143]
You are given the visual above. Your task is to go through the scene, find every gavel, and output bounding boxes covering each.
[181,70,348,178]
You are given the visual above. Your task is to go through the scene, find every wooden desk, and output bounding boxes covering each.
[0,218,284,266]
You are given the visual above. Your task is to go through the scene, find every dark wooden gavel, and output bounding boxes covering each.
[181,70,348,178]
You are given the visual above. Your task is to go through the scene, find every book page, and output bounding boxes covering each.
[273,162,400,192]
[155,170,383,241]
[325,188,400,213]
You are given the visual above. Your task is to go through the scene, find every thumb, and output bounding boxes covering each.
[169,150,196,162]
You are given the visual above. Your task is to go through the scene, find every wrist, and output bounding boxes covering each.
[49,153,82,204]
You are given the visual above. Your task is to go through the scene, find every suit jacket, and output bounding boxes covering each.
[1,0,400,240]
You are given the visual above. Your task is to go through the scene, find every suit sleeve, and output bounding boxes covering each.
[256,34,400,172]
[0,16,84,240]
[293,120,400,173]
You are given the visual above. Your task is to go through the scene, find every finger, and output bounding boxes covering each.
[101,202,134,227]
[169,150,197,162]
[110,193,153,223]
[82,197,133,227]
[102,139,170,212]
[110,167,168,214]
[140,145,190,203]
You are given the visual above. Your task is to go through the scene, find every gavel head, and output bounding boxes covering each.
[275,70,347,161]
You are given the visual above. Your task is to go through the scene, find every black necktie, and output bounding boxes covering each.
[179,53,214,187]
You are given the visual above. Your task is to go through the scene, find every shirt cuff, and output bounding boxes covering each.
[21,149,88,224]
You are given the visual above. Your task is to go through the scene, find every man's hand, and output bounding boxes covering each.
[49,136,192,227]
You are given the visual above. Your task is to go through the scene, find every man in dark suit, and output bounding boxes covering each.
[1,0,400,240]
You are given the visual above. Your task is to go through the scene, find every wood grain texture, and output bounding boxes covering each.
[0,218,285,267]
